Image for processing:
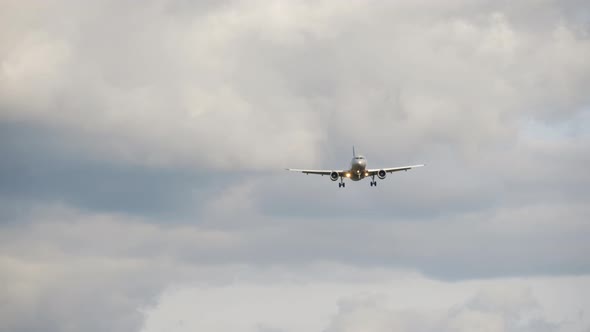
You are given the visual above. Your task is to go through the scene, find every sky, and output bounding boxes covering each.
[1,0,590,331]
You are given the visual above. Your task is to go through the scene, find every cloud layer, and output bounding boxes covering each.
[142,271,590,332]
[1,0,589,331]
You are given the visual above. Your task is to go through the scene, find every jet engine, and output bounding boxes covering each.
[377,169,387,179]
[330,171,339,181]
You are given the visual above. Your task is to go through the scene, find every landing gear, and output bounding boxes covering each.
[370,181,377,187]
[338,182,346,188]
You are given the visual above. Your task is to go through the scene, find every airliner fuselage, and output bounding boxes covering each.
[349,155,367,181]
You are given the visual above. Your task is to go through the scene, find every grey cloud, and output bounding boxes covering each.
[141,275,590,332]
[1,1,590,331]
[324,286,560,332]
[1,0,589,262]
[0,121,246,221]
[1,206,589,332]
[0,208,221,332]
[0,0,588,278]
[2,0,589,169]
[0,254,162,332]
[3,200,588,282]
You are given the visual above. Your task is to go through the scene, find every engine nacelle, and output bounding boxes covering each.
[330,171,339,181]
[377,169,387,179]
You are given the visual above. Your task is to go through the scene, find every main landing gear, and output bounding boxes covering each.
[370,175,377,187]
[338,182,346,188]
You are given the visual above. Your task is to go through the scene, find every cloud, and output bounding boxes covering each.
[1,1,590,331]
[323,286,562,332]
[142,272,590,332]
[1,204,589,331]
[0,205,244,332]
[1,0,589,169]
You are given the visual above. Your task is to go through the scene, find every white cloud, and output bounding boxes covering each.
[141,272,590,332]
[1,0,588,168]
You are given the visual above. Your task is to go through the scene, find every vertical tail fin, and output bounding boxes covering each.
[353,146,356,157]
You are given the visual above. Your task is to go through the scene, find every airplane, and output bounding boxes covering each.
[287,147,424,188]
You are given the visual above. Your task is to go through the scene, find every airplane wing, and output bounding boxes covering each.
[286,169,344,176]
[366,164,424,176]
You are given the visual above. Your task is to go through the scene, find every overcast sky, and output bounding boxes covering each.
[1,0,590,331]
